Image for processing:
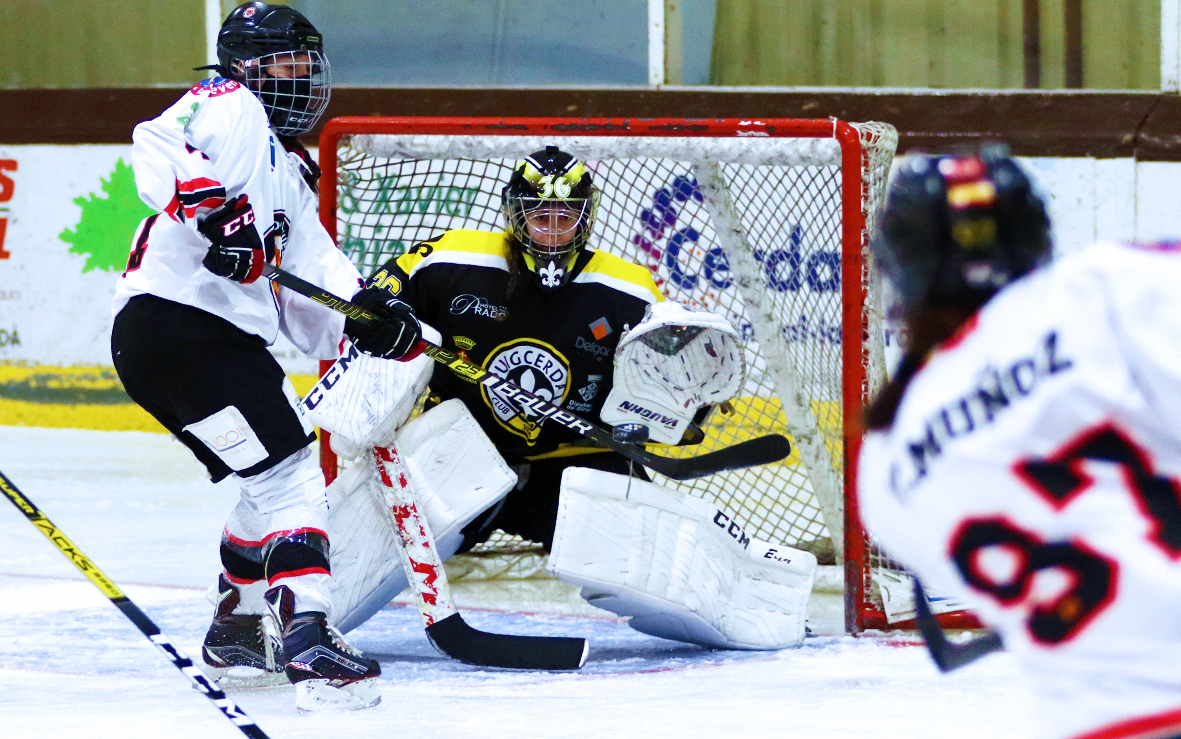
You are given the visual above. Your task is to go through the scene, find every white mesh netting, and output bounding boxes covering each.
[326,122,898,614]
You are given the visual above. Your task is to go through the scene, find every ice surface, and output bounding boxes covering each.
[0,427,1035,738]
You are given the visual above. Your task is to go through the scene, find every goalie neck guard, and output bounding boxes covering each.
[501,146,599,293]
[874,144,1050,318]
[214,2,331,136]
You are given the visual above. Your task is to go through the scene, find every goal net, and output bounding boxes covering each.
[316,116,944,633]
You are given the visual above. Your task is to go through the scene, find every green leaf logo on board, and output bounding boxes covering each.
[58,158,154,273]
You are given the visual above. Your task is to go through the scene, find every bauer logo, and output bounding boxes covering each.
[481,339,571,444]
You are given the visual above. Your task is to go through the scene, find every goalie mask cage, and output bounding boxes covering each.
[317,116,973,634]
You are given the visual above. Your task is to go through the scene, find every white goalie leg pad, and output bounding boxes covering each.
[300,323,442,460]
[547,467,817,649]
[600,302,745,444]
[326,399,517,633]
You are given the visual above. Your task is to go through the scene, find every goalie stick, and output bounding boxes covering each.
[261,264,791,479]
[0,468,271,739]
[372,445,588,670]
[913,578,1003,672]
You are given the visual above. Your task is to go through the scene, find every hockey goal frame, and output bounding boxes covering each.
[314,116,972,634]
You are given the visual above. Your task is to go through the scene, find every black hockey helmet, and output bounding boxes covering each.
[874,144,1050,318]
[501,146,599,292]
[215,2,331,136]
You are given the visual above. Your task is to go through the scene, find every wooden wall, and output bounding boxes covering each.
[0,0,207,88]
[710,0,1160,89]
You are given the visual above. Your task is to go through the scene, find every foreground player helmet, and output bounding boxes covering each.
[875,145,1050,317]
[215,2,331,136]
[502,146,599,291]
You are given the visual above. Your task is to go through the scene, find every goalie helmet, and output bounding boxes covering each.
[215,2,331,136]
[875,144,1050,318]
[501,146,599,292]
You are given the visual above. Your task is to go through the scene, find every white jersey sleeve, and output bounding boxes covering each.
[858,241,1181,739]
[273,154,360,357]
[114,78,360,358]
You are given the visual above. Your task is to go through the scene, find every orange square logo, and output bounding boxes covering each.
[589,317,612,341]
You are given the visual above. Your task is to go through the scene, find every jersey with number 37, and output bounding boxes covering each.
[859,241,1181,739]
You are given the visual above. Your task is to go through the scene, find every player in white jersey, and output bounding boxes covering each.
[110,2,421,712]
[858,145,1181,739]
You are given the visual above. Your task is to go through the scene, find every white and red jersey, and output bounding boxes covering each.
[113,77,361,358]
[859,240,1181,739]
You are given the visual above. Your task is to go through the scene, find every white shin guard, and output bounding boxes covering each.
[326,399,517,633]
[235,446,333,616]
[548,467,817,650]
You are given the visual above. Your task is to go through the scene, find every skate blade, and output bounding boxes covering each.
[201,663,290,689]
[295,678,382,713]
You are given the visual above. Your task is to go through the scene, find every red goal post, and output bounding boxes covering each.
[314,116,972,633]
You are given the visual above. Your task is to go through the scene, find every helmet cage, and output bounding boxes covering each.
[501,147,599,291]
[505,193,597,259]
[239,49,331,136]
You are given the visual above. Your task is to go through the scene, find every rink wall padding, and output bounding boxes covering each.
[3,87,1181,159]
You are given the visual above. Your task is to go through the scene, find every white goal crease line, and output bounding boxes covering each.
[347,134,844,168]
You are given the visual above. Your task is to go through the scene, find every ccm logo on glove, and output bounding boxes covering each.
[198,195,272,284]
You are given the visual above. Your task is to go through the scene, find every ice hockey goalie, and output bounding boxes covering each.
[304,303,816,651]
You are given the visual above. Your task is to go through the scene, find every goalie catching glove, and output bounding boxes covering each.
[198,194,273,284]
[601,301,745,444]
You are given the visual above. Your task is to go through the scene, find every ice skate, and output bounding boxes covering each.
[202,574,284,682]
[266,585,381,713]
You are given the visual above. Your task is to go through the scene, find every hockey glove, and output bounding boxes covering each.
[345,287,423,361]
[199,195,272,284]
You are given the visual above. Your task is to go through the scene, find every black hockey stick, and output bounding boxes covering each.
[373,445,588,671]
[0,469,271,739]
[913,578,1003,672]
[262,264,791,479]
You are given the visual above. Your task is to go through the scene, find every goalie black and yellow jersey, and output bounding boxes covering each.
[368,229,664,462]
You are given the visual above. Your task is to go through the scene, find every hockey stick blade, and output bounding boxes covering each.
[373,446,590,670]
[633,434,791,480]
[913,578,1003,673]
[426,613,589,670]
[0,469,271,739]
[262,265,792,479]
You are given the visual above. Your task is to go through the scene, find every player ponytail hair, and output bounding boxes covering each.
[504,239,526,300]
[863,306,975,431]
